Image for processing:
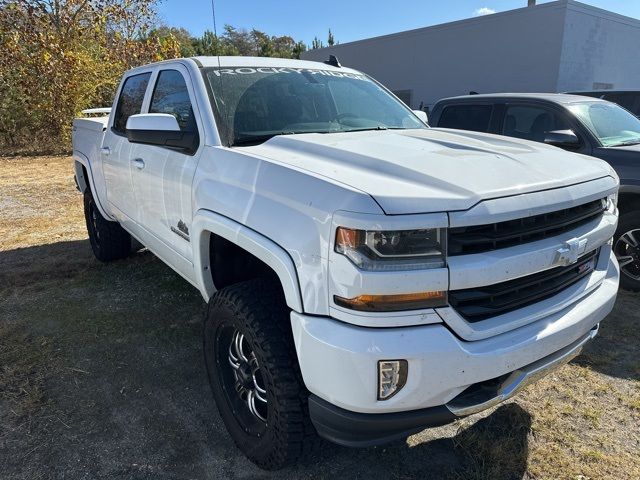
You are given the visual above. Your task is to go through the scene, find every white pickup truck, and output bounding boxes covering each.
[72,56,620,470]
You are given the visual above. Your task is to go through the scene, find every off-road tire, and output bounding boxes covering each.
[83,191,131,262]
[203,279,318,470]
[614,209,640,292]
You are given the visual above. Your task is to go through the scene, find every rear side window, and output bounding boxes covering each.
[149,70,196,131]
[438,104,492,132]
[113,73,151,134]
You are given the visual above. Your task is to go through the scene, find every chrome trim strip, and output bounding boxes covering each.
[446,325,598,417]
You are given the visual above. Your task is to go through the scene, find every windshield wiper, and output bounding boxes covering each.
[232,131,295,146]
[613,140,640,147]
[338,126,389,133]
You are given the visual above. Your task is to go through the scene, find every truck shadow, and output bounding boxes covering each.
[0,238,97,289]
[302,403,531,480]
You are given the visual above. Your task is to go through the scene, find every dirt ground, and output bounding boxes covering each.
[1,155,639,480]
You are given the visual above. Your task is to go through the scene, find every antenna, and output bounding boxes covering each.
[210,0,220,61]
[210,0,230,146]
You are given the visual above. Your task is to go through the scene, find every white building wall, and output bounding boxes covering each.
[302,1,640,109]
[302,2,568,109]
[556,1,640,91]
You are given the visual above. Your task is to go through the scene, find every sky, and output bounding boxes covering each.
[157,0,640,46]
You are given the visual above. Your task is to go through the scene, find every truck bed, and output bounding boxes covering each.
[72,116,108,161]
[73,116,109,131]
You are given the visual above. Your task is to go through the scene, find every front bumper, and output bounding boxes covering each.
[308,325,598,447]
[291,251,619,445]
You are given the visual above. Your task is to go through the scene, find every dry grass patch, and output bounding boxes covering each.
[517,359,640,479]
[0,155,84,251]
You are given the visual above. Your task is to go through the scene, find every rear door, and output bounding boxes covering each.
[102,71,152,224]
[129,65,203,262]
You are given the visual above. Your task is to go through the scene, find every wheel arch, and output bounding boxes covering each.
[73,151,113,220]
[192,209,304,313]
[618,185,640,213]
[74,159,89,193]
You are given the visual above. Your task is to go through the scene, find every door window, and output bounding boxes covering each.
[502,105,570,142]
[112,73,151,134]
[149,70,197,132]
[438,105,492,133]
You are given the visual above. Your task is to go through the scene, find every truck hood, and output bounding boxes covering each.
[246,128,613,214]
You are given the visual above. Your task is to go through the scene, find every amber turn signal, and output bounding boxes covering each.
[335,227,361,249]
[334,291,447,312]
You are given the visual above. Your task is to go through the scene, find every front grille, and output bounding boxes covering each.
[449,249,599,322]
[448,199,605,256]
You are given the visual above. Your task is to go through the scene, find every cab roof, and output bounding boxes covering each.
[191,56,362,74]
[124,56,363,77]
[439,92,608,105]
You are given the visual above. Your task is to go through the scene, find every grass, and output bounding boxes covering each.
[0,324,54,418]
[1,155,639,479]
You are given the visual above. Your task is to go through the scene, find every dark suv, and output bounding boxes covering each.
[430,93,640,291]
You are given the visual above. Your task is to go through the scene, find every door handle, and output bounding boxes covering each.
[132,158,145,170]
[101,146,111,156]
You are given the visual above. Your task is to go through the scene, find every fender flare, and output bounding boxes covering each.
[72,151,114,221]
[191,209,304,313]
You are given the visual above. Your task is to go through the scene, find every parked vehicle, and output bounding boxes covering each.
[431,93,639,290]
[72,58,619,470]
[566,90,640,117]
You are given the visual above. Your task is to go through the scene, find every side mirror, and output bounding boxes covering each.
[413,110,428,125]
[126,113,197,154]
[544,130,581,149]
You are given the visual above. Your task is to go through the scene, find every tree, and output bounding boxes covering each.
[191,27,306,59]
[251,29,273,57]
[0,0,181,153]
[222,25,252,55]
[149,26,195,57]
[327,29,334,46]
[192,29,221,56]
[292,41,306,59]
[311,36,323,49]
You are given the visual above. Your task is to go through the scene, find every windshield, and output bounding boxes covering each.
[202,66,426,146]
[568,102,640,147]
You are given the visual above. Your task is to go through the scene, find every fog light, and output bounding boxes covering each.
[378,360,408,400]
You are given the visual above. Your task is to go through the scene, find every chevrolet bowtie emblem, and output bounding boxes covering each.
[555,238,588,266]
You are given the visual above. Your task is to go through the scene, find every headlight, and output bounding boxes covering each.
[335,227,446,271]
